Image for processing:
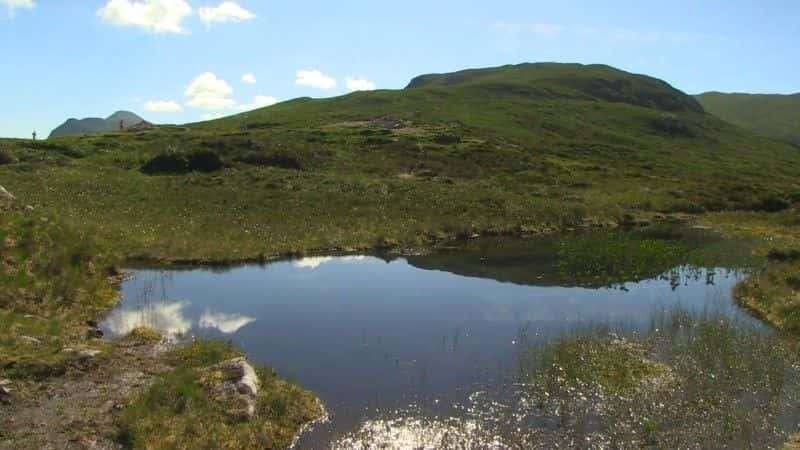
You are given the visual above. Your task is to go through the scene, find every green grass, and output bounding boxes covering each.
[118,341,322,450]
[0,196,119,379]
[0,62,798,446]
[701,209,800,335]
[0,195,323,448]
[696,92,800,145]
[1,63,798,262]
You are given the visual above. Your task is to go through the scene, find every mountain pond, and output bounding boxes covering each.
[101,229,800,448]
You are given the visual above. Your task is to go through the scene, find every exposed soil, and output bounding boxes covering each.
[0,339,169,450]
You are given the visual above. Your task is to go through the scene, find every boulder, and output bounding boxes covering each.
[203,357,261,420]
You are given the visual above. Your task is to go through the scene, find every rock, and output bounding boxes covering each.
[87,328,104,339]
[60,347,102,360]
[78,349,102,360]
[0,379,12,404]
[24,205,34,212]
[20,336,43,346]
[203,357,261,420]
[0,185,15,201]
[0,387,11,404]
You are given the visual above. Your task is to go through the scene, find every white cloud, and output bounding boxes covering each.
[296,69,337,90]
[185,72,236,110]
[292,255,368,269]
[97,0,192,33]
[198,1,255,24]
[145,99,182,112]
[241,73,256,84]
[199,311,256,334]
[1,0,35,14]
[293,256,334,270]
[346,77,377,92]
[236,95,278,111]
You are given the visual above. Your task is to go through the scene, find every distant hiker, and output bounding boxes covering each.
[32,131,36,141]
[119,120,124,131]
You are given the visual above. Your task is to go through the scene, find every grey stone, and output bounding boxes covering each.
[0,185,15,201]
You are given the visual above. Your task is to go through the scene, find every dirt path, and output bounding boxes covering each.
[0,340,168,450]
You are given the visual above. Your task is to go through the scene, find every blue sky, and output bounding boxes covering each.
[0,0,797,138]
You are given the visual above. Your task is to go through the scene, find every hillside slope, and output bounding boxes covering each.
[407,63,705,113]
[49,111,146,138]
[695,92,800,145]
[2,63,799,261]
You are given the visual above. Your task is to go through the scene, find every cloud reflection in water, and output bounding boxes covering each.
[102,301,192,338]
[199,311,256,334]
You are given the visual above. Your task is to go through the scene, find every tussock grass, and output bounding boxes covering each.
[0,198,118,379]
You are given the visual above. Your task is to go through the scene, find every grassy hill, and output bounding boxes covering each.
[695,92,800,145]
[0,62,799,262]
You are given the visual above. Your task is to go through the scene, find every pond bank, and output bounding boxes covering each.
[0,197,322,449]
[2,187,798,448]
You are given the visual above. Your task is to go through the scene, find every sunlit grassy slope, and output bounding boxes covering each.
[696,92,800,145]
[1,62,798,261]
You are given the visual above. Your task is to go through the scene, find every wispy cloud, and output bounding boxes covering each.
[201,112,225,120]
[198,1,255,24]
[241,73,256,84]
[1,0,35,16]
[145,99,182,112]
[97,0,192,34]
[490,21,715,45]
[491,21,563,38]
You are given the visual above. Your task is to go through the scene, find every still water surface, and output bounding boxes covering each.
[102,237,757,448]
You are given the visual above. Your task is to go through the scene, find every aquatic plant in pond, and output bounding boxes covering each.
[556,232,693,287]
[329,307,799,448]
[516,307,800,448]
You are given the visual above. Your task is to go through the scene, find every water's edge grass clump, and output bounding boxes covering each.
[119,341,323,450]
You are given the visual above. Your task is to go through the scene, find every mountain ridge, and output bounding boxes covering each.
[49,111,147,138]
[405,62,704,114]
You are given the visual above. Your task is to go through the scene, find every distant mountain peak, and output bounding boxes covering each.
[49,111,148,138]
